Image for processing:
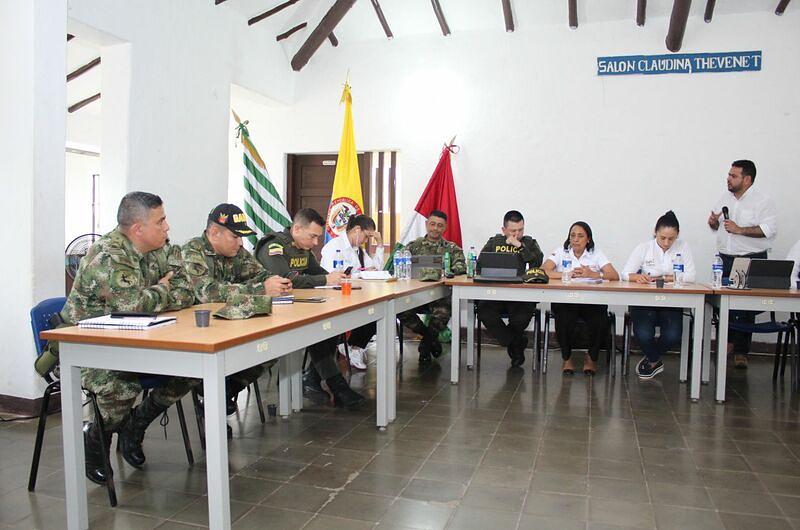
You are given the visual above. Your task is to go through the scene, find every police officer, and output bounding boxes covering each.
[398,210,466,364]
[55,192,197,484]
[255,208,366,410]
[478,210,543,367]
[182,203,292,415]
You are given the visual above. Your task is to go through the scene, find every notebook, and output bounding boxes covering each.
[78,314,177,330]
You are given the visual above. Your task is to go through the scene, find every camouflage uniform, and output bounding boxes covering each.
[397,236,466,340]
[477,234,543,350]
[59,228,197,430]
[254,229,340,380]
[182,234,274,390]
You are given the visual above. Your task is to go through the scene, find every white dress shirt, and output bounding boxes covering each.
[787,239,800,283]
[320,233,385,275]
[713,187,777,255]
[545,246,611,272]
[621,238,696,283]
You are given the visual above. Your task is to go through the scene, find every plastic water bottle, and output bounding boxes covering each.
[673,253,684,287]
[712,253,724,289]
[467,246,477,278]
[393,250,403,279]
[333,249,344,273]
[443,251,452,276]
[561,257,572,284]
[402,249,412,280]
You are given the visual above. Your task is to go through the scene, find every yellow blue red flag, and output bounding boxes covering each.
[325,82,364,241]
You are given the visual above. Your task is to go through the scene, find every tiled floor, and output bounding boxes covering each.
[3,340,800,529]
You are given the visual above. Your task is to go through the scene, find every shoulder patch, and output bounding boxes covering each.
[268,243,284,256]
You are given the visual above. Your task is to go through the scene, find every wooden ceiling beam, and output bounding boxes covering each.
[636,0,646,26]
[665,0,691,52]
[67,34,74,41]
[215,0,228,4]
[704,0,716,22]
[277,22,307,41]
[68,93,101,113]
[328,32,339,47]
[431,0,451,36]
[249,0,300,26]
[776,0,791,15]
[67,57,101,82]
[291,0,356,71]
[501,0,514,32]
[370,0,393,39]
[568,0,578,28]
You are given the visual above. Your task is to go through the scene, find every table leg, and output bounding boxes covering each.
[690,303,704,402]
[290,350,302,412]
[386,300,397,422]
[61,354,89,530]
[376,309,388,428]
[716,296,730,403]
[679,312,690,383]
[451,291,461,384]
[466,300,475,369]
[278,354,291,418]
[202,354,231,530]
[702,301,713,387]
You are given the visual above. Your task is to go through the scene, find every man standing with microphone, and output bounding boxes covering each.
[708,160,778,368]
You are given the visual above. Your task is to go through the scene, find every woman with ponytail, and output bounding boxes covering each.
[621,211,696,380]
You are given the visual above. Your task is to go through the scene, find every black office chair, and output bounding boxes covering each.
[540,309,618,374]
[28,298,194,508]
[473,302,542,371]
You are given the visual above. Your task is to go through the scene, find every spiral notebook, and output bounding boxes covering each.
[78,314,177,330]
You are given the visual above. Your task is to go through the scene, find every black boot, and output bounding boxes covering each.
[327,374,366,410]
[118,395,168,468]
[225,381,246,416]
[418,328,438,364]
[303,366,329,403]
[83,422,112,485]
[509,334,528,368]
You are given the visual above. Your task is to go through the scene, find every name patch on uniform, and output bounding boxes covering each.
[495,245,521,254]
[268,243,283,256]
[290,256,308,268]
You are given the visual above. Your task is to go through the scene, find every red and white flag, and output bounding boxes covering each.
[399,144,462,247]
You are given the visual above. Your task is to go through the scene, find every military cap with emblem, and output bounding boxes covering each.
[523,267,549,284]
[208,203,255,237]
[214,293,273,319]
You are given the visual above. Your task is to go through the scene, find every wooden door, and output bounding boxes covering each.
[286,153,372,256]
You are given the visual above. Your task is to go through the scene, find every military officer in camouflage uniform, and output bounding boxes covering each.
[57,192,197,485]
[478,210,543,367]
[398,210,466,364]
[182,203,292,415]
[255,208,366,410]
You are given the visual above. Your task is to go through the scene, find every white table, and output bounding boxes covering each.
[447,279,711,401]
[707,287,800,402]
[46,292,392,530]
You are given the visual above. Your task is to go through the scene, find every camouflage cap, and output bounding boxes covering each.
[418,268,442,282]
[214,294,273,320]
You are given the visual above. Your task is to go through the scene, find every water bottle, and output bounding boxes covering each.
[392,249,405,280]
[561,256,572,284]
[333,249,344,273]
[467,246,477,278]
[443,251,452,276]
[712,253,724,289]
[402,249,412,280]
[673,253,684,287]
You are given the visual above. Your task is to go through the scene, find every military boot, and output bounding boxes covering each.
[83,422,112,485]
[303,365,329,403]
[225,381,247,416]
[118,395,168,468]
[327,374,366,410]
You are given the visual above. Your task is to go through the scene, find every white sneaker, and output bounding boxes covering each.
[347,346,368,370]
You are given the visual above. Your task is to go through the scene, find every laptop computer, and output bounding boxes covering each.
[748,259,794,289]
[474,252,524,283]
[410,255,443,279]
[727,258,793,290]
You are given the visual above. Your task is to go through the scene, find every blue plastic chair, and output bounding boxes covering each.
[728,312,797,387]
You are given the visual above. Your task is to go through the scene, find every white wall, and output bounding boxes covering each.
[240,10,800,282]
[65,151,100,244]
[0,0,66,401]
[67,0,295,242]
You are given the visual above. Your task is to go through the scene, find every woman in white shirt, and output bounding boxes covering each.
[320,214,384,370]
[542,221,620,375]
[621,211,696,380]
[321,215,384,274]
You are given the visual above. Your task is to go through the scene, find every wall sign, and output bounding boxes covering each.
[597,51,761,76]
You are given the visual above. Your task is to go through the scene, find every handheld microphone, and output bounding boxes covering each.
[722,206,729,220]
